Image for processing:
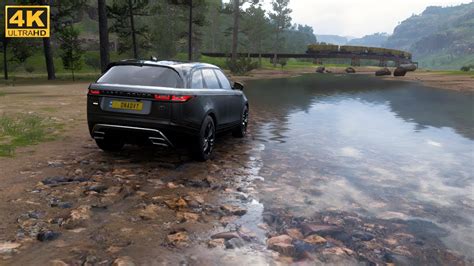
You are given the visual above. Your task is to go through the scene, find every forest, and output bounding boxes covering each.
[0,0,317,80]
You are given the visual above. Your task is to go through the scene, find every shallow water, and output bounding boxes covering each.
[245,74,474,258]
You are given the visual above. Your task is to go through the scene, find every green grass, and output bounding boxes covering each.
[0,91,5,96]
[0,114,57,157]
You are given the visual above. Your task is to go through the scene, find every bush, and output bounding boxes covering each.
[226,57,259,75]
[460,66,470,72]
[25,65,35,73]
[85,54,101,71]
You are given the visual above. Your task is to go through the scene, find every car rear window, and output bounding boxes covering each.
[97,65,182,88]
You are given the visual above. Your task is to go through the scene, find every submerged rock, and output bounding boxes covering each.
[345,67,356,73]
[167,231,189,247]
[208,239,225,248]
[211,231,240,240]
[285,228,304,240]
[375,68,391,76]
[303,234,327,244]
[394,67,407,77]
[220,205,247,216]
[300,223,343,237]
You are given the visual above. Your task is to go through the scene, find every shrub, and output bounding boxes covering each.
[25,65,35,73]
[85,54,101,71]
[226,57,259,75]
[460,66,470,72]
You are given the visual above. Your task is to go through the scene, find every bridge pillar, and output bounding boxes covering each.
[351,58,360,66]
[379,59,387,67]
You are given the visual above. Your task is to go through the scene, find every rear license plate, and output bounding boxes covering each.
[110,101,143,111]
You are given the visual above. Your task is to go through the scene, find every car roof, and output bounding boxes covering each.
[110,59,220,77]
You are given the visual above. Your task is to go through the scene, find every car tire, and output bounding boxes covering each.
[193,116,216,161]
[232,105,249,138]
[95,138,124,152]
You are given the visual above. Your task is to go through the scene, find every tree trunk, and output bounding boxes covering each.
[41,0,55,80]
[98,0,109,73]
[3,39,8,80]
[43,38,56,80]
[188,0,193,61]
[273,30,279,67]
[231,0,240,61]
[128,0,138,59]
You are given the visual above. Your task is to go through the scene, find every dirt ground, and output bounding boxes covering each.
[0,71,471,265]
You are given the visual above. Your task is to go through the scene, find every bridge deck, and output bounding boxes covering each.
[202,52,413,64]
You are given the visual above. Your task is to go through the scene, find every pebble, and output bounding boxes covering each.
[220,205,247,216]
[37,230,61,242]
[176,212,200,222]
[112,256,136,266]
[211,232,240,240]
[303,234,327,244]
[167,231,189,247]
[0,242,21,255]
[207,239,225,248]
[285,228,304,240]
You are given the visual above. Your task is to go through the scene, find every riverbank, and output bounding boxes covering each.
[231,67,474,93]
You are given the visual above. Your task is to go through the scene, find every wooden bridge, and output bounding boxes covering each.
[201,52,416,67]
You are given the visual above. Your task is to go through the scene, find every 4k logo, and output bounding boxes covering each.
[5,6,50,38]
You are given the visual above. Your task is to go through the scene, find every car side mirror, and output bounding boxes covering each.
[233,82,244,91]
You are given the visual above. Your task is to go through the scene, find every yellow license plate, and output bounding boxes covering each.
[111,101,143,111]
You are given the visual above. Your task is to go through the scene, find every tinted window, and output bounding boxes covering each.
[97,65,181,88]
[191,70,204,89]
[215,70,232,90]
[202,69,220,89]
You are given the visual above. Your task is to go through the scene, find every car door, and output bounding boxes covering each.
[201,68,232,126]
[214,69,242,124]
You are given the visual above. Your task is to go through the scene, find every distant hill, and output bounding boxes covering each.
[315,35,349,45]
[348,33,389,47]
[384,2,474,69]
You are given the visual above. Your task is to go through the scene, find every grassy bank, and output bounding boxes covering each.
[0,114,58,157]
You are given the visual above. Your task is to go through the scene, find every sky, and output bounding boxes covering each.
[258,0,473,38]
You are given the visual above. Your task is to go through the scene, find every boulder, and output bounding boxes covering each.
[394,67,407,77]
[400,64,417,71]
[316,66,325,73]
[375,68,391,76]
[345,67,356,73]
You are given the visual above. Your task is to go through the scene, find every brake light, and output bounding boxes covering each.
[171,95,194,102]
[89,89,101,95]
[153,94,194,102]
[154,94,171,101]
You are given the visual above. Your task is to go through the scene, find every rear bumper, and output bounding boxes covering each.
[92,124,175,147]
[87,112,200,148]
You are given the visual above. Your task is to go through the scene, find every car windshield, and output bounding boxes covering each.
[97,65,182,88]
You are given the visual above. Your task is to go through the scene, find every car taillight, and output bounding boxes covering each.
[171,95,193,102]
[154,94,171,101]
[154,94,194,102]
[89,89,101,95]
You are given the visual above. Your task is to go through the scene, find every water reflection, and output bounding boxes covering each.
[246,74,474,257]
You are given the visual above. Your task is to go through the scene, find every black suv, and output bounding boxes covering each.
[87,60,249,161]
